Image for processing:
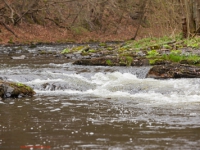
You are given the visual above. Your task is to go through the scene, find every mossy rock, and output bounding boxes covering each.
[0,80,35,99]
[147,64,200,79]
[99,43,107,47]
[149,59,167,65]
[180,59,200,65]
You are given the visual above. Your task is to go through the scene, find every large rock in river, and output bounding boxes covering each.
[146,64,200,79]
[0,80,35,99]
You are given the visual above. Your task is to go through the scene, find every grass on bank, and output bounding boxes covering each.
[147,50,200,65]
[60,34,200,66]
[124,35,200,65]
[124,34,200,50]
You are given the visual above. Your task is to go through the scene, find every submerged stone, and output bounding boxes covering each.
[11,55,26,59]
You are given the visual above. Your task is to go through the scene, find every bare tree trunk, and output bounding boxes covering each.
[194,0,200,33]
[131,0,149,40]
[183,0,200,37]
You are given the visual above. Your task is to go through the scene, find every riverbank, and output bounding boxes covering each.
[0,36,200,99]
[1,35,200,79]
[0,24,136,45]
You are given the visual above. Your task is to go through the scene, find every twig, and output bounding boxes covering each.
[2,0,14,23]
[0,21,18,37]
[45,17,70,30]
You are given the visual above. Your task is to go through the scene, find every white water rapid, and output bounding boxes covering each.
[1,63,200,106]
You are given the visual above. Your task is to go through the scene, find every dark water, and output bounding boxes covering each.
[0,45,200,150]
[1,96,200,150]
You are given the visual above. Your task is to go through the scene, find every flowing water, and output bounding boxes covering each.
[0,45,200,150]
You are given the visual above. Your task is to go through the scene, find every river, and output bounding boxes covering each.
[0,45,200,150]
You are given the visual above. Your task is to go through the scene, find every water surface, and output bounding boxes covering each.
[0,47,200,149]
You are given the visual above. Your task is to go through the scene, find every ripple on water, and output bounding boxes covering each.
[0,60,200,149]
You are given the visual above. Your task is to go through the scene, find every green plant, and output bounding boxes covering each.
[61,48,70,54]
[106,59,113,66]
[149,59,156,65]
[166,50,183,62]
[129,36,175,50]
[163,44,172,49]
[161,52,200,64]
[186,55,200,64]
[170,50,182,55]
[168,53,183,62]
[184,38,200,48]
[146,50,159,58]
[125,56,133,66]
[119,56,133,66]
[175,33,184,40]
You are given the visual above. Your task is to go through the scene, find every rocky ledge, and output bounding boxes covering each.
[74,57,200,78]
[146,63,200,79]
[0,80,35,99]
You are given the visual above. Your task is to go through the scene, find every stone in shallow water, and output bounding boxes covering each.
[146,63,200,79]
[11,55,26,59]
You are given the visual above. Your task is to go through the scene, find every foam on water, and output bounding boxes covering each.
[25,71,200,105]
[1,63,200,105]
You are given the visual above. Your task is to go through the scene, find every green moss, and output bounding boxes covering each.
[39,50,47,54]
[107,47,114,50]
[8,82,35,96]
[72,46,85,51]
[72,46,90,53]
[15,83,32,91]
[99,43,107,47]
[88,49,96,53]
[16,83,24,87]
[118,47,127,52]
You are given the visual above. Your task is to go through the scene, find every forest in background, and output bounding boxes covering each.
[0,0,199,44]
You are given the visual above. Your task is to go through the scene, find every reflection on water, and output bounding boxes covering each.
[0,62,200,149]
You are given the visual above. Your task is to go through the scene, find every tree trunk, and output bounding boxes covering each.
[184,0,200,37]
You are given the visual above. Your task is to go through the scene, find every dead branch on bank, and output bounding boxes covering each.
[0,20,17,37]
